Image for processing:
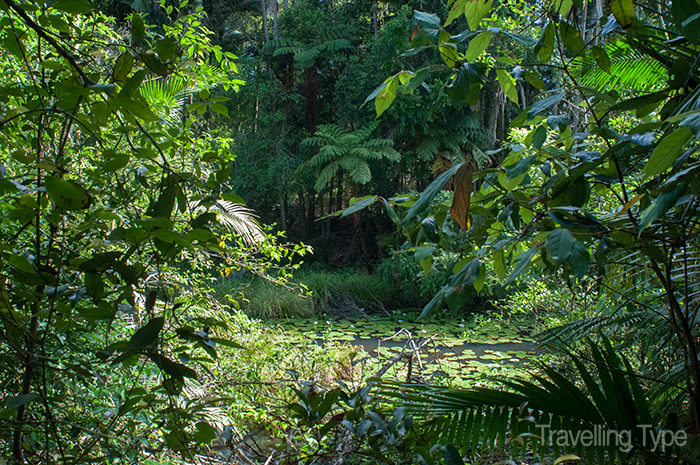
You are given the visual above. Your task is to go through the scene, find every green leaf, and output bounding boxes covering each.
[141,51,168,77]
[103,151,130,172]
[382,198,400,225]
[493,250,506,280]
[444,1,466,27]
[680,113,700,138]
[414,10,441,28]
[643,127,693,176]
[5,394,37,410]
[506,155,536,179]
[211,103,229,117]
[559,22,585,55]
[547,115,569,131]
[568,241,590,278]
[609,0,634,27]
[464,31,492,61]
[53,0,94,14]
[523,71,545,90]
[375,75,399,117]
[113,53,134,81]
[505,245,542,285]
[527,93,564,120]
[44,176,91,211]
[155,38,177,61]
[113,96,159,121]
[405,68,431,91]
[638,183,686,233]
[464,0,493,30]
[532,125,547,148]
[439,32,459,68]
[535,22,554,64]
[126,317,164,351]
[401,163,461,227]
[194,421,218,444]
[130,12,145,43]
[553,0,573,16]
[441,445,465,465]
[342,196,377,217]
[496,69,518,104]
[591,45,611,74]
[149,353,197,379]
[546,229,575,265]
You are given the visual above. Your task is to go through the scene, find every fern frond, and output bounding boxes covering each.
[319,38,352,53]
[314,162,339,191]
[348,160,371,184]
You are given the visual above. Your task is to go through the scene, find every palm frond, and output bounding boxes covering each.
[191,200,263,246]
[570,40,668,92]
[379,339,658,461]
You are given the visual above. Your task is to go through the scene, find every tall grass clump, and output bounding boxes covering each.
[212,269,397,318]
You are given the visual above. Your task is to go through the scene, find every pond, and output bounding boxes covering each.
[271,309,541,385]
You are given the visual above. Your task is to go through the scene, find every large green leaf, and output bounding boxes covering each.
[44,176,91,211]
[505,245,543,285]
[126,317,164,351]
[53,0,94,14]
[496,69,518,104]
[546,229,575,265]
[401,163,462,227]
[535,22,555,64]
[464,0,493,30]
[568,241,590,278]
[342,196,378,217]
[643,127,693,176]
[610,0,634,27]
[638,183,686,233]
[464,31,492,61]
[559,22,585,55]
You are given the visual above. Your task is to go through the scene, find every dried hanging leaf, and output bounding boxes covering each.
[450,162,473,230]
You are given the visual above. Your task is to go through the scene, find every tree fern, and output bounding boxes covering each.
[300,123,401,192]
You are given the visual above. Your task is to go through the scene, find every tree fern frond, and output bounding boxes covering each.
[315,162,339,191]
[294,48,321,68]
[273,46,301,57]
[418,138,441,160]
[320,38,352,53]
[348,160,371,184]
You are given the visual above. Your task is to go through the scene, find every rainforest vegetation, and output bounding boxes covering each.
[0,0,699,463]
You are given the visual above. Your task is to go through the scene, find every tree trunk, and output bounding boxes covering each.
[260,0,269,42]
[280,192,287,231]
[336,172,343,211]
[372,3,378,37]
[307,189,316,237]
[272,0,279,40]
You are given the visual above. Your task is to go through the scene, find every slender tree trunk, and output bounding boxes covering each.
[272,0,279,40]
[307,189,316,237]
[336,172,343,211]
[260,0,269,42]
[280,192,287,231]
[372,3,378,37]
